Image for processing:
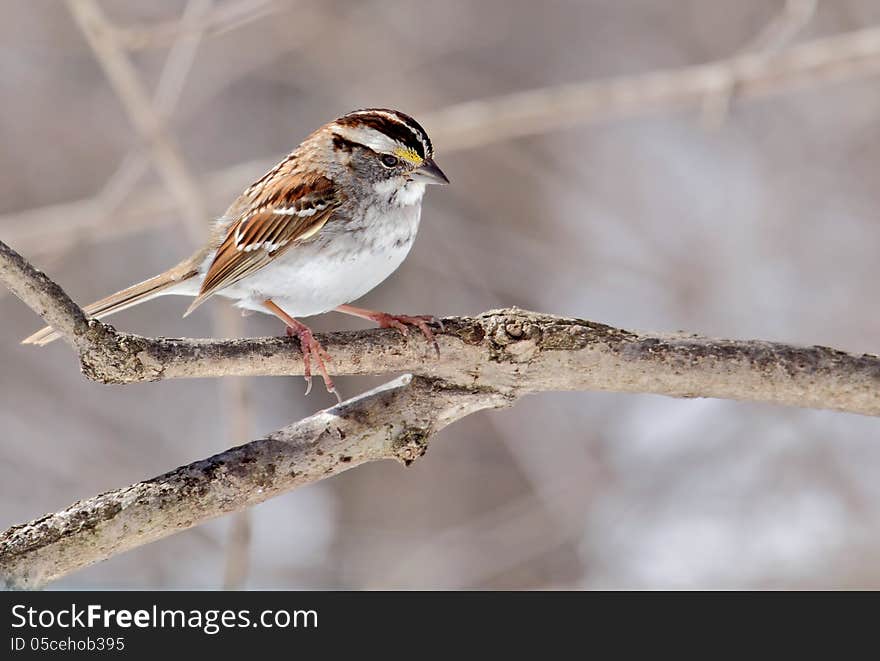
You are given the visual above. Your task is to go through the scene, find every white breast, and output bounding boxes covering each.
[213,192,423,318]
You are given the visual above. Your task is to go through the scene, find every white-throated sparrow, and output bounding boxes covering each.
[23,108,449,398]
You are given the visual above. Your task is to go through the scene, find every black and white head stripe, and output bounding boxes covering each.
[333,108,433,161]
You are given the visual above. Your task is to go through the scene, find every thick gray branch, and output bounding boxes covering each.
[2,238,880,588]
[0,241,89,352]
[0,375,510,589]
[2,238,879,416]
[74,315,880,417]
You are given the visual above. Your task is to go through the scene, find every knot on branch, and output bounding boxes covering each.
[458,308,637,363]
[78,321,164,384]
[391,426,430,466]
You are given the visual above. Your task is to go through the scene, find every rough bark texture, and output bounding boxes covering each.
[58,312,880,417]
[0,241,89,351]
[0,376,510,589]
[2,238,880,588]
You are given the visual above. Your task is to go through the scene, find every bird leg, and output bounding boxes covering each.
[335,304,442,356]
[262,299,339,401]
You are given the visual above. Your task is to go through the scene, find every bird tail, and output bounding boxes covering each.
[22,263,199,346]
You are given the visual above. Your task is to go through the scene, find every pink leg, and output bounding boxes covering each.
[335,304,442,356]
[263,300,339,401]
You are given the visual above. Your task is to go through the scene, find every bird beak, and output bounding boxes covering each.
[411,158,450,185]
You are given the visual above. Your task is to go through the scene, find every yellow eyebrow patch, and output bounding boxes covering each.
[393,147,423,165]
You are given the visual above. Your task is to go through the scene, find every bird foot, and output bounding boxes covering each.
[285,324,339,401]
[370,313,442,356]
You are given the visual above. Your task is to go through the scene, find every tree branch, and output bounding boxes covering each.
[3,237,880,587]
[0,375,510,589]
[67,0,208,242]
[7,25,880,258]
[0,241,89,352]
[2,238,879,415]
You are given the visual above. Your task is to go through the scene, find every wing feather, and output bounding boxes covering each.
[184,172,340,316]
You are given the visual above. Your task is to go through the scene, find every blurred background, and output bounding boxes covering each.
[2,0,880,589]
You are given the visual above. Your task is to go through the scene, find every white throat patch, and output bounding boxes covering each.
[372,179,426,207]
[395,181,426,206]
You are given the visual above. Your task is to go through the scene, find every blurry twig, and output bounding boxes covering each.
[95,0,215,220]
[750,0,818,52]
[153,0,215,114]
[0,159,256,258]
[217,310,254,590]
[69,0,257,586]
[428,18,880,152]
[8,23,880,257]
[223,511,252,589]
[374,475,586,588]
[66,0,207,243]
[702,0,818,128]
[112,0,282,51]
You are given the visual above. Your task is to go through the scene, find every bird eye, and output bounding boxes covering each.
[381,154,399,167]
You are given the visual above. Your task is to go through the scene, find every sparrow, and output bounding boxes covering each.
[23,108,450,398]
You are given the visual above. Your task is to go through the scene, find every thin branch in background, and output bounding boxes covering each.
[373,475,584,588]
[92,0,215,220]
[701,0,819,128]
[153,0,215,114]
[426,21,880,153]
[222,510,252,589]
[0,160,245,257]
[66,0,207,243]
[217,311,254,590]
[751,0,819,51]
[112,0,282,51]
[7,23,880,259]
[68,0,257,587]
[371,407,616,588]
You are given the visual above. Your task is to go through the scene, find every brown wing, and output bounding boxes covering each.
[184,172,340,316]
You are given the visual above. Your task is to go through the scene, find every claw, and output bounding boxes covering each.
[284,322,336,397]
[375,314,440,357]
[264,300,338,398]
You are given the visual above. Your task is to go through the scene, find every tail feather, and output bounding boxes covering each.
[22,264,198,346]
